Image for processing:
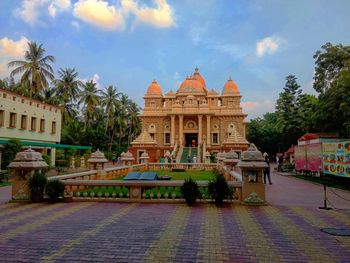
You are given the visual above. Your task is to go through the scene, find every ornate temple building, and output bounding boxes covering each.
[129,68,249,163]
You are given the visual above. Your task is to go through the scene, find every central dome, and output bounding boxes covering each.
[177,77,206,94]
[176,68,207,95]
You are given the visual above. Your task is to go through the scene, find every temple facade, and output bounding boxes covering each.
[130,68,249,163]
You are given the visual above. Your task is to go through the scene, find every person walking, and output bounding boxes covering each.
[111,154,116,165]
[264,155,272,184]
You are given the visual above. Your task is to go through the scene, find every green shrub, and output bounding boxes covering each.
[28,171,48,202]
[46,179,65,203]
[1,139,22,170]
[208,173,233,206]
[181,178,200,206]
[42,155,51,167]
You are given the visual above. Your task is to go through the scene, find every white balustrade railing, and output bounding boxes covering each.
[63,179,242,202]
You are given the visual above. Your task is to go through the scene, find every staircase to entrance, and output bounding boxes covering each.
[180,147,198,163]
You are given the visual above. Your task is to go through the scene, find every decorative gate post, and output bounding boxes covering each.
[8,147,48,200]
[87,149,108,179]
[237,144,267,205]
[140,152,150,170]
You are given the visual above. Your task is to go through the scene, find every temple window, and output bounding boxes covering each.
[150,133,155,140]
[212,133,219,144]
[164,133,170,145]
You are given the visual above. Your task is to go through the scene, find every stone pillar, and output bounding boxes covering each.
[171,115,175,146]
[50,148,56,166]
[198,115,203,145]
[206,115,211,147]
[179,115,184,146]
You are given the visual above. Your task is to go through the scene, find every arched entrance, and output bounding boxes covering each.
[185,133,198,147]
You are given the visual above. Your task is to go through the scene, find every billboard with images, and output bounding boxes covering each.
[322,141,350,177]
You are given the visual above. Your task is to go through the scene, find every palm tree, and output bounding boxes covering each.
[40,87,60,106]
[101,85,121,152]
[79,80,101,126]
[127,102,141,146]
[53,68,83,124]
[8,41,55,98]
[101,85,120,129]
[116,94,129,149]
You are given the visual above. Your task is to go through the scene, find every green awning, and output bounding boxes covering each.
[0,139,91,150]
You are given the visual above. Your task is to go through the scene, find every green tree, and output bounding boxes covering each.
[275,75,303,147]
[101,85,120,152]
[1,139,22,170]
[247,112,283,155]
[8,41,55,98]
[53,68,83,125]
[79,80,101,127]
[313,69,350,136]
[313,43,350,94]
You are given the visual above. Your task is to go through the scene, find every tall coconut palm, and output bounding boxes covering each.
[127,101,141,146]
[8,41,55,98]
[40,87,60,106]
[53,68,83,124]
[101,85,120,129]
[116,94,129,149]
[101,85,121,152]
[79,80,101,126]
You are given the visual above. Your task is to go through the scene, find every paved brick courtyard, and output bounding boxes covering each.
[0,173,350,262]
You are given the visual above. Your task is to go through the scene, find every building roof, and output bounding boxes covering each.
[193,67,207,89]
[222,77,239,95]
[298,133,338,142]
[0,88,62,110]
[145,80,163,96]
[177,76,206,95]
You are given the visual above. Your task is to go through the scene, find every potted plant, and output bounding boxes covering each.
[45,179,65,203]
[28,171,47,202]
[208,172,233,206]
[181,178,200,206]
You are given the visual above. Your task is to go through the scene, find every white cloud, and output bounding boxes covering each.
[15,0,71,25]
[122,0,175,28]
[241,100,274,119]
[188,22,208,46]
[71,20,80,30]
[256,36,282,57]
[73,0,125,31]
[15,0,49,25]
[80,73,102,90]
[0,36,30,78]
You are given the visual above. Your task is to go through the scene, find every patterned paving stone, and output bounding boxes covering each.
[0,173,349,262]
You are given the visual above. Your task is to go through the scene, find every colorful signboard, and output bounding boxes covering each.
[322,141,350,177]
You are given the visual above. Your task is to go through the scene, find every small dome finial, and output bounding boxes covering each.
[195,67,199,73]
[229,76,232,81]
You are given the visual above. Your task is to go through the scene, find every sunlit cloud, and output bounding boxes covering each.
[0,36,30,78]
[256,36,282,57]
[73,0,125,31]
[122,0,175,28]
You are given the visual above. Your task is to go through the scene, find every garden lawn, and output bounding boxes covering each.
[150,170,214,180]
[0,182,11,187]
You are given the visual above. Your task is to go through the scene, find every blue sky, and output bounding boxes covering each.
[0,0,350,118]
